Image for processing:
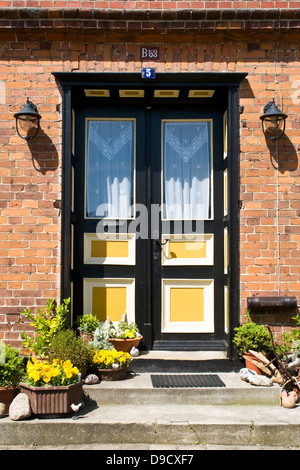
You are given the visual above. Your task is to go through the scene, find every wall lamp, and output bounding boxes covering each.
[14,98,41,141]
[260,100,287,142]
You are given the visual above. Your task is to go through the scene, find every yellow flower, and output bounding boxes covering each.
[43,373,52,383]
[63,360,72,369]
[92,348,132,369]
[31,371,40,383]
[65,369,72,379]
[24,358,78,387]
[51,367,60,377]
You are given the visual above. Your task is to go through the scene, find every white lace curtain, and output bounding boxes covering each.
[86,119,211,221]
[86,120,134,218]
[163,121,212,220]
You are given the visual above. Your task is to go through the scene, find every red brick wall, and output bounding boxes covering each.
[0,52,61,346]
[0,4,299,347]
[0,1,298,9]
[239,41,300,339]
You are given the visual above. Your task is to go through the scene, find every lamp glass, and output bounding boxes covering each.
[14,98,41,141]
[260,100,287,142]
[262,115,285,140]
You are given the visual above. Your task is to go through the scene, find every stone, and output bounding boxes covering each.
[0,402,5,417]
[9,393,31,421]
[84,374,100,385]
[239,367,257,382]
[248,374,273,387]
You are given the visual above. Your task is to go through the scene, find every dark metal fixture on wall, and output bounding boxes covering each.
[260,100,287,141]
[247,296,297,310]
[14,98,41,141]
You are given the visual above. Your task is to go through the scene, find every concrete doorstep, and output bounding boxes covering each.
[0,353,300,450]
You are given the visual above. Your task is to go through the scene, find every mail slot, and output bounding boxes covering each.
[247,296,297,309]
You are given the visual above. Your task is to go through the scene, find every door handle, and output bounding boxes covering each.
[152,239,169,261]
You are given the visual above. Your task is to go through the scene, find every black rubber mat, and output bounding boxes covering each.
[151,374,226,388]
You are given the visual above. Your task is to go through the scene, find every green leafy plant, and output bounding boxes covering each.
[276,313,300,357]
[76,313,99,334]
[49,329,93,372]
[233,315,272,356]
[0,344,26,388]
[21,298,70,358]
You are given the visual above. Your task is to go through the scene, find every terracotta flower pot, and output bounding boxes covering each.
[80,332,94,344]
[108,336,142,353]
[19,381,83,418]
[243,352,262,375]
[0,386,17,415]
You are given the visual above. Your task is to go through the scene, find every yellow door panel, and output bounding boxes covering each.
[92,286,127,322]
[169,241,206,259]
[170,287,204,322]
[91,240,129,258]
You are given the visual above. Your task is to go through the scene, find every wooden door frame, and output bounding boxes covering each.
[53,72,247,357]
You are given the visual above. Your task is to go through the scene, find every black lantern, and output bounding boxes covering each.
[260,100,287,142]
[14,98,41,141]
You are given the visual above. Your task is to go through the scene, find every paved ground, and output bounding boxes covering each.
[0,443,299,450]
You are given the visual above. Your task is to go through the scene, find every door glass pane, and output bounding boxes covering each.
[86,119,135,218]
[162,120,212,220]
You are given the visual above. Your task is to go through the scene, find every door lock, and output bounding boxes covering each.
[152,239,169,261]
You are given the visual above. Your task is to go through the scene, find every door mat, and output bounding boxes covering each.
[151,374,226,388]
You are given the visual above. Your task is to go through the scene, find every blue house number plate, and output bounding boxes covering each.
[142,67,155,79]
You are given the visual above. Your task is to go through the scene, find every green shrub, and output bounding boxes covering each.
[233,320,273,356]
[21,298,69,358]
[49,329,93,371]
[0,344,26,387]
[76,313,99,333]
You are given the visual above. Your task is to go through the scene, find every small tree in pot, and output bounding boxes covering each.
[76,313,99,343]
[233,322,273,356]
[233,314,273,374]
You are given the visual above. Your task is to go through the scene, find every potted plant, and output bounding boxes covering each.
[233,314,273,374]
[92,349,132,381]
[49,329,93,378]
[76,313,99,343]
[19,357,82,418]
[0,344,26,414]
[21,298,69,359]
[108,320,143,353]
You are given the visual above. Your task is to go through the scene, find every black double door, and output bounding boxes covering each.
[73,101,226,349]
